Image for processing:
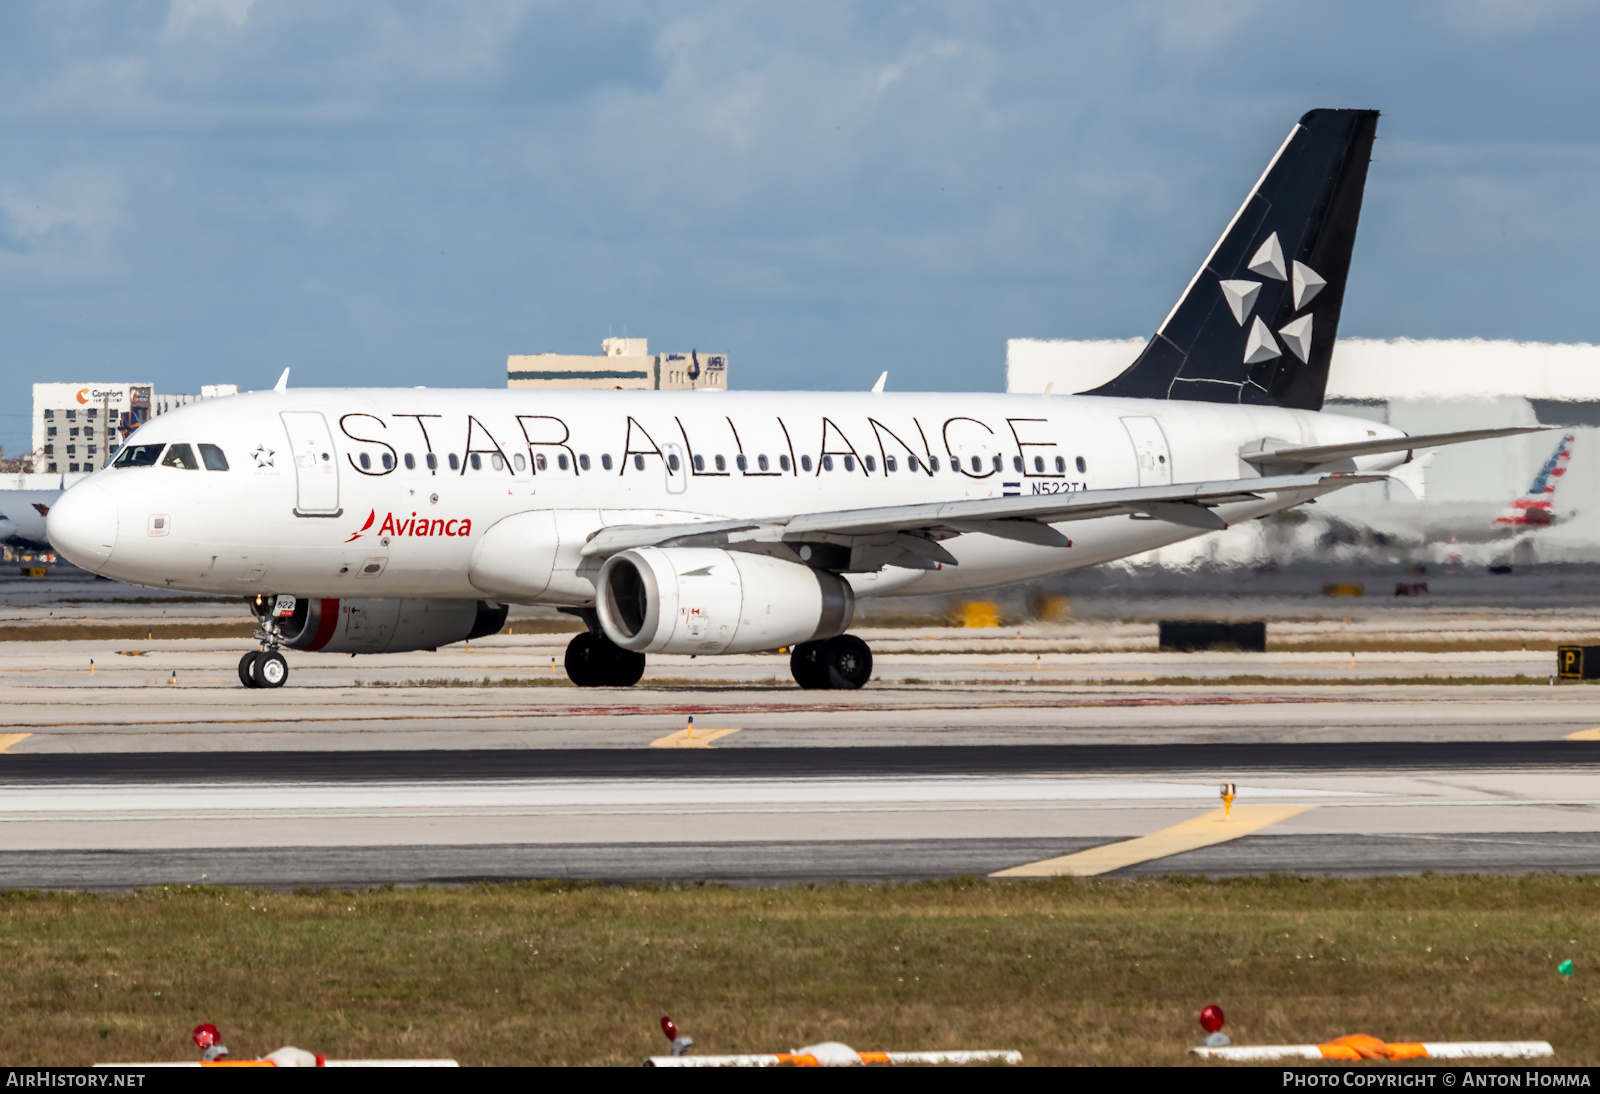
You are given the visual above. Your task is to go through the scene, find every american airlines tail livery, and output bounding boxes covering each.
[45,109,1539,691]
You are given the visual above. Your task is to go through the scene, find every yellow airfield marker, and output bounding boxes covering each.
[651,724,742,749]
[990,805,1312,878]
[1566,728,1600,741]
[1221,781,1236,818]
[0,734,33,754]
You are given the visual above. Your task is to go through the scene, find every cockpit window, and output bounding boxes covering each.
[113,444,164,468]
[199,444,229,471]
[161,444,199,470]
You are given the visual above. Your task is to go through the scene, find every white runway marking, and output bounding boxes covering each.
[0,776,1352,815]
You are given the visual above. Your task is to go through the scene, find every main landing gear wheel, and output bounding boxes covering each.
[252,650,289,688]
[564,631,646,688]
[790,635,873,690]
[238,651,260,688]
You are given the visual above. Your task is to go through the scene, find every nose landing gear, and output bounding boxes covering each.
[790,635,873,690]
[240,597,292,689]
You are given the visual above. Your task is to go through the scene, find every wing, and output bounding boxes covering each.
[1242,426,1547,470]
[579,471,1384,571]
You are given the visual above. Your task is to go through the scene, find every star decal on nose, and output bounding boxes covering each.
[251,445,276,468]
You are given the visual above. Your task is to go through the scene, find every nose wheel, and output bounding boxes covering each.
[790,635,873,690]
[239,650,289,688]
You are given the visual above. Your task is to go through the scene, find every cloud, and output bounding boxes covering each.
[164,0,255,39]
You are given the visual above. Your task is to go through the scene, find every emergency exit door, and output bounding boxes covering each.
[281,411,341,515]
[1121,416,1172,487]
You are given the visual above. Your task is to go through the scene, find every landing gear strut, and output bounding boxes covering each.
[565,630,646,688]
[790,635,873,690]
[240,595,291,689]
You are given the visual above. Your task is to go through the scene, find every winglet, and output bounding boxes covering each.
[871,372,887,394]
[274,368,290,393]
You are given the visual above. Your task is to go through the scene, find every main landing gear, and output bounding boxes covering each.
[789,635,873,690]
[565,630,646,688]
[240,595,290,689]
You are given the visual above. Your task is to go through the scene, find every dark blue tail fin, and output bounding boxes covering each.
[1084,108,1379,411]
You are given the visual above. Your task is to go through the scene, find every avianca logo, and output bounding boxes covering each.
[345,509,474,543]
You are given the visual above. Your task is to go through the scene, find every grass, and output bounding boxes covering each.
[1,876,1597,1067]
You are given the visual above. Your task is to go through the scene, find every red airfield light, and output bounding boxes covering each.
[661,1016,678,1043]
[192,1023,221,1049]
[1200,1005,1226,1034]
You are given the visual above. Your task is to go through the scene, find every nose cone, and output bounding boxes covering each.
[48,482,118,569]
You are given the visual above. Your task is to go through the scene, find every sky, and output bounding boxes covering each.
[4,0,1600,455]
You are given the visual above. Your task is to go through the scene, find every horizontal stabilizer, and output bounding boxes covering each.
[1244,426,1548,468]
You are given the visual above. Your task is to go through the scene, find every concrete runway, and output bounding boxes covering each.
[4,743,1600,887]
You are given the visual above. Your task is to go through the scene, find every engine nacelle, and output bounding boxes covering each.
[596,547,854,655]
[278,597,508,654]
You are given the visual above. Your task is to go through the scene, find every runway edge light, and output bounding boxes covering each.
[660,1015,693,1057]
[1220,783,1236,818]
[1200,1005,1229,1048]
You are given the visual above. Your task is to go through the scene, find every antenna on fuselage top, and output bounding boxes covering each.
[274,368,290,393]
[871,372,887,394]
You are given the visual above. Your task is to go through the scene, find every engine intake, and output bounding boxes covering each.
[597,547,854,655]
[277,598,507,654]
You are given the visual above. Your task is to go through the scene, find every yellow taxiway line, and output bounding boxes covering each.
[650,727,741,749]
[0,733,33,754]
[1566,728,1600,741]
[990,804,1313,878]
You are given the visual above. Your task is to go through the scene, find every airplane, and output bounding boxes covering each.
[1308,431,1577,551]
[0,489,62,553]
[45,108,1543,690]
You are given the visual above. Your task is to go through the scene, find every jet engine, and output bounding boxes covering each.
[277,597,508,654]
[596,547,854,655]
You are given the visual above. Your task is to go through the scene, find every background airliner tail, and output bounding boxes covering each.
[1085,108,1380,410]
[1493,432,1576,529]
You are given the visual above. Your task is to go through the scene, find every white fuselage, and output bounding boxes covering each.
[47,388,1406,600]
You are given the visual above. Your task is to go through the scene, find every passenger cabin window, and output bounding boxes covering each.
[757,455,769,471]
[513,453,525,471]
[601,454,613,470]
[864,455,875,472]
[469,453,482,470]
[578,454,590,471]
[557,454,569,471]
[492,454,504,471]
[970,456,981,473]
[800,455,812,472]
[821,456,833,471]
[1055,456,1065,473]
[161,444,199,470]
[885,456,896,472]
[930,457,941,472]
[780,455,791,472]
[1013,456,1023,472]
[633,454,645,470]
[405,453,417,470]
[535,454,547,471]
[843,455,855,472]
[907,456,918,472]
[667,454,680,471]
[199,444,229,471]
[381,453,394,470]
[692,455,704,472]
[714,455,726,471]
[426,453,438,471]
[993,455,1003,472]
[1076,456,1087,473]
[736,455,747,471]
[359,453,372,469]
[448,454,460,470]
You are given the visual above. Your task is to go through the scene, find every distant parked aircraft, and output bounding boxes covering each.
[0,490,62,553]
